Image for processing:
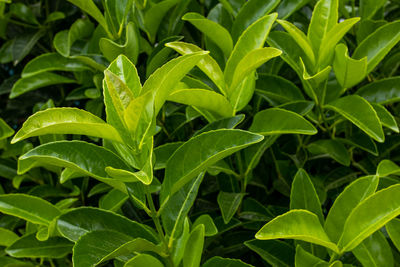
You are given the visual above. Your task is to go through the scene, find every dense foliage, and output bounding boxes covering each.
[1,0,400,266]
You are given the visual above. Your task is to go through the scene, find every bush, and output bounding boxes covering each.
[0,0,400,266]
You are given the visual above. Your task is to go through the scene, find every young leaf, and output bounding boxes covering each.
[353,21,400,74]
[324,175,378,243]
[12,108,122,144]
[218,192,246,224]
[249,108,317,135]
[337,184,400,252]
[160,129,263,201]
[325,95,384,142]
[290,169,324,223]
[376,160,400,178]
[183,224,205,267]
[124,253,164,267]
[107,54,141,97]
[295,245,329,266]
[256,210,339,253]
[307,139,350,166]
[245,239,295,267]
[182,12,233,58]
[6,234,72,258]
[0,194,61,226]
[192,214,218,237]
[57,207,158,242]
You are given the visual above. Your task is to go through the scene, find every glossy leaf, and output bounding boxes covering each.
[324,175,378,243]
[192,214,218,237]
[0,227,19,247]
[360,0,387,20]
[183,224,205,267]
[161,129,263,201]
[276,0,311,19]
[307,139,350,166]
[12,108,122,144]
[0,118,14,140]
[325,95,384,142]
[353,21,400,74]
[386,218,400,252]
[182,12,233,58]
[357,77,400,104]
[249,108,317,135]
[124,253,164,267]
[256,210,339,253]
[6,234,72,258]
[290,169,324,223]
[337,184,400,252]
[376,160,400,178]
[245,239,295,267]
[371,103,399,132]
[295,245,329,267]
[154,142,183,170]
[0,194,60,225]
[57,207,158,242]
[67,0,109,35]
[107,54,141,97]
[255,74,304,104]
[202,256,254,267]
[10,72,76,99]
[218,192,246,224]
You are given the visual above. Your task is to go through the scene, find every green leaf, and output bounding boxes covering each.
[307,0,338,53]
[0,194,60,226]
[231,0,280,42]
[160,129,263,201]
[386,218,400,252]
[154,142,183,170]
[245,239,295,267]
[0,256,34,267]
[168,89,232,117]
[22,53,92,77]
[73,230,133,267]
[337,184,400,252]
[353,21,400,74]
[18,141,131,192]
[276,0,311,19]
[202,256,254,267]
[10,3,39,25]
[352,231,394,267]
[295,245,329,267]
[6,234,72,258]
[230,47,282,95]
[57,207,158,242]
[218,192,246,224]
[376,160,400,178]
[99,189,128,211]
[0,227,19,246]
[0,118,14,140]
[356,77,400,104]
[124,253,164,267]
[193,114,244,137]
[9,72,76,99]
[225,13,277,90]
[277,19,315,67]
[249,108,317,135]
[324,175,378,243]
[182,12,233,58]
[165,42,226,94]
[360,0,387,20]
[12,30,45,65]
[325,95,384,142]
[256,210,339,253]
[192,214,218,237]
[371,103,399,133]
[12,108,122,144]
[67,0,109,35]
[290,169,324,223]
[255,74,304,104]
[333,44,367,89]
[307,139,350,166]
[183,224,205,267]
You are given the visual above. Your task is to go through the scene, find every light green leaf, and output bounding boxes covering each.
[0,227,19,247]
[333,44,367,89]
[376,160,400,178]
[160,129,263,201]
[124,253,164,267]
[105,167,150,184]
[0,118,14,140]
[192,214,218,237]
[307,139,350,166]
[386,218,400,252]
[249,108,317,135]
[57,207,158,242]
[324,175,378,243]
[371,103,399,133]
[256,210,339,253]
[353,21,400,74]
[168,89,232,117]
[183,224,205,267]
[182,12,233,58]
[0,194,60,226]
[22,53,92,77]
[337,184,400,252]
[295,245,329,267]
[352,231,394,267]
[245,239,295,267]
[225,13,277,90]
[290,169,324,223]
[10,72,76,99]
[218,192,246,224]
[325,95,384,142]
[99,189,128,212]
[12,108,122,144]
[276,0,312,19]
[356,77,400,104]
[165,42,226,95]
[67,0,109,35]
[6,234,72,258]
